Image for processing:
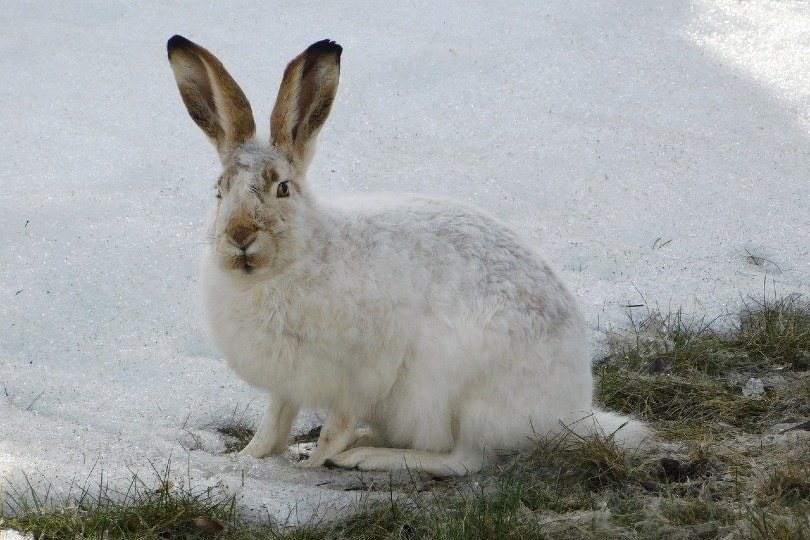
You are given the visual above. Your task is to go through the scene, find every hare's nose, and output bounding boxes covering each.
[227,224,258,250]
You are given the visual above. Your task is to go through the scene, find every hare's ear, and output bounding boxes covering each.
[270,40,342,169]
[167,35,256,164]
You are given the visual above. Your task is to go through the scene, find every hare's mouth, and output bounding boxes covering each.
[239,256,258,273]
[224,252,261,273]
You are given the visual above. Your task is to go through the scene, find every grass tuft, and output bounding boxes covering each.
[595,368,789,438]
[607,292,810,376]
[526,428,646,492]
[736,293,810,371]
[757,440,810,505]
[597,293,810,438]
[218,421,255,454]
[743,506,810,540]
[3,461,249,539]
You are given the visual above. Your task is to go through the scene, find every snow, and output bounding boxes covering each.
[0,530,29,540]
[1,0,808,525]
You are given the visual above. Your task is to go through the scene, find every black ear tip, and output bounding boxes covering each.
[167,34,193,56]
[308,39,343,59]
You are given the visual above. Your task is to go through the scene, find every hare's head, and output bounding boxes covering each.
[167,36,341,278]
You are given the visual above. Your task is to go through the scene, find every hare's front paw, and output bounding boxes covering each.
[237,442,268,458]
[324,447,378,470]
[296,443,336,469]
[297,455,327,468]
[238,435,284,458]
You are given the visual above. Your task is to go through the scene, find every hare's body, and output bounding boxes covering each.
[204,189,592,452]
[168,36,646,475]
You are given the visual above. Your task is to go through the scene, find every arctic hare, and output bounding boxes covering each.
[167,35,646,476]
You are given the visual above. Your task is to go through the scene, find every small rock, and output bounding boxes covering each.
[194,516,224,536]
[742,377,764,397]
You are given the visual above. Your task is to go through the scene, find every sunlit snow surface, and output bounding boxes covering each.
[1,1,808,524]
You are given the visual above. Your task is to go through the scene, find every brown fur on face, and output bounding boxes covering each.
[212,151,301,276]
[217,167,237,192]
[218,202,271,273]
[225,212,258,248]
[261,166,280,186]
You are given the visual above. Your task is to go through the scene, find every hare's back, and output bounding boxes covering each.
[328,195,576,319]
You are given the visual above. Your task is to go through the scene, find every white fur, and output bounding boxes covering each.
[170,37,648,476]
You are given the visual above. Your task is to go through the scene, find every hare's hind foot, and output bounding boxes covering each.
[325,446,485,477]
[298,413,384,468]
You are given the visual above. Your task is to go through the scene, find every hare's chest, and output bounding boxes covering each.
[204,281,341,393]
[200,278,288,382]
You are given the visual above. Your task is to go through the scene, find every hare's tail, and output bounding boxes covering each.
[565,409,650,449]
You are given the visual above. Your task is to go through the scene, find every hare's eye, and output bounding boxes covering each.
[215,186,222,199]
[276,181,290,198]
